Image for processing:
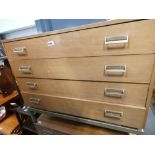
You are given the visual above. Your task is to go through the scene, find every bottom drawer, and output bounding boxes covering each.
[22,92,146,129]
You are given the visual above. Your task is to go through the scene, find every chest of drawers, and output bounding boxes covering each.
[2,19,155,130]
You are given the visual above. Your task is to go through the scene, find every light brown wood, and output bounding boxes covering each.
[0,114,19,135]
[3,20,155,60]
[2,19,155,130]
[35,114,127,135]
[2,19,139,43]
[17,78,148,107]
[10,55,154,84]
[0,91,18,106]
[22,92,146,129]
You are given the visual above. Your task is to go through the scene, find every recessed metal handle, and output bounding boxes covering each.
[26,82,37,89]
[19,66,31,74]
[29,98,40,105]
[105,35,128,49]
[104,109,123,119]
[105,65,126,76]
[104,88,125,98]
[13,47,27,55]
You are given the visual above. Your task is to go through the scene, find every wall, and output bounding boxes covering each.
[1,19,107,40]
[2,26,38,40]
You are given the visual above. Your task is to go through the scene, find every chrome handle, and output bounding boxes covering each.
[19,66,31,74]
[104,109,123,119]
[105,65,126,76]
[26,82,37,89]
[104,88,125,98]
[105,35,128,49]
[29,98,40,105]
[13,47,26,55]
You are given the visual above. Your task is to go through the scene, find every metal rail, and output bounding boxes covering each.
[28,107,144,135]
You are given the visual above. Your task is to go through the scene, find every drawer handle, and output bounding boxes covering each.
[26,82,37,89]
[105,35,128,49]
[105,65,126,76]
[29,98,40,105]
[104,109,123,119]
[13,47,26,55]
[19,66,31,74]
[104,88,125,98]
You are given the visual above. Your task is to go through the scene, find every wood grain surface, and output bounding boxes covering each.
[10,55,154,84]
[0,91,18,105]
[3,20,155,60]
[0,114,19,135]
[22,92,146,128]
[17,78,148,107]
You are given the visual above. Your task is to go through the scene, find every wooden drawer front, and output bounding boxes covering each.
[17,78,148,107]
[4,20,155,60]
[22,92,146,129]
[35,125,66,135]
[11,55,154,83]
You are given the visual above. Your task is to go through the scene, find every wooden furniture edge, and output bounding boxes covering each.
[0,114,19,135]
[0,90,19,105]
[1,19,144,43]
[22,91,146,110]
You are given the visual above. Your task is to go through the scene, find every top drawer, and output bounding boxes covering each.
[3,20,155,60]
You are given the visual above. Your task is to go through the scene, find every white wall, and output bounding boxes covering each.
[0,19,35,33]
[0,19,38,40]
[3,26,38,39]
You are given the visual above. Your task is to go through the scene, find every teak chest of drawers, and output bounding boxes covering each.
[2,19,155,130]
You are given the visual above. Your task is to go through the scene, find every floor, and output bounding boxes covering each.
[143,107,155,135]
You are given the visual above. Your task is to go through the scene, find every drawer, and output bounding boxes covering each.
[4,20,155,60]
[17,78,148,107]
[22,92,146,129]
[11,55,155,83]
